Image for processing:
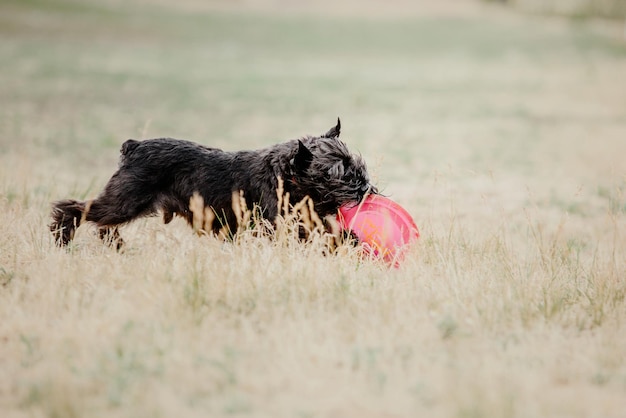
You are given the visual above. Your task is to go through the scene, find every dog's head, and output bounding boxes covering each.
[288,118,378,216]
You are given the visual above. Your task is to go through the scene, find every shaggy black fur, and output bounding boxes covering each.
[50,119,377,248]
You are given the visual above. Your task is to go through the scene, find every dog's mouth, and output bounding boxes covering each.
[314,182,378,215]
[356,183,378,201]
[334,183,378,209]
[363,183,378,196]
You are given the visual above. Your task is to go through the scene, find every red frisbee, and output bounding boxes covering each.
[337,195,419,266]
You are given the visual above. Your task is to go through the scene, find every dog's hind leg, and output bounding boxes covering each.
[83,196,150,249]
[83,171,159,248]
[50,195,141,249]
[97,226,124,250]
[50,196,139,249]
[51,167,159,248]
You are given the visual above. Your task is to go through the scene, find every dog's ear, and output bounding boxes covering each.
[321,118,341,139]
[292,140,314,172]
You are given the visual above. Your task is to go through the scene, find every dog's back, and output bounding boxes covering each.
[119,138,222,166]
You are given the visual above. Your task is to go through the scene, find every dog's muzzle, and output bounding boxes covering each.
[364,184,378,195]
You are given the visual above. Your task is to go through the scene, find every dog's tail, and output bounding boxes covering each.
[50,199,86,246]
[118,139,140,165]
[121,139,140,156]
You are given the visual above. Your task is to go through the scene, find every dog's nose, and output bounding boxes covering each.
[358,184,377,198]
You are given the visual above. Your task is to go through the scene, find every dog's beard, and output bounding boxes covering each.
[318,182,377,212]
[292,154,377,216]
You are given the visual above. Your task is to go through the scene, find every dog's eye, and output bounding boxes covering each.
[328,161,344,179]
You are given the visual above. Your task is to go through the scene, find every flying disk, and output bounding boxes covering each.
[337,195,419,266]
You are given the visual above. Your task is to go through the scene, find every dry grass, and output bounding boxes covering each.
[1,1,626,417]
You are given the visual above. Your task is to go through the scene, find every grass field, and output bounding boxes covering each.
[1,0,626,417]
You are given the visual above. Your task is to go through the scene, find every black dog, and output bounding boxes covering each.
[50,119,377,248]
